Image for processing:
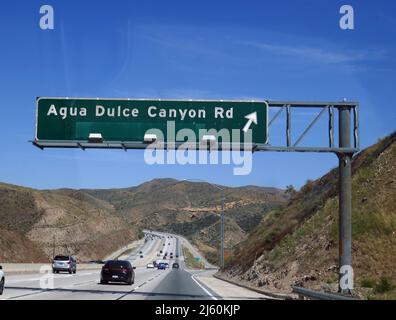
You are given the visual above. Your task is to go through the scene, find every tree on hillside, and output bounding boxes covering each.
[285,185,297,197]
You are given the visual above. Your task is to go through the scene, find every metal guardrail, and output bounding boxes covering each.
[292,286,359,300]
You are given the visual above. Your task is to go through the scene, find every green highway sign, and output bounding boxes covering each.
[35,98,268,148]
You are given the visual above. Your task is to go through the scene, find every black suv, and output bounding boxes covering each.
[100,260,135,285]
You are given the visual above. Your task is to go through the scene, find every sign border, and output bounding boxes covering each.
[35,97,269,145]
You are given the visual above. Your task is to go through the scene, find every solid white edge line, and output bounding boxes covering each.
[191,275,218,300]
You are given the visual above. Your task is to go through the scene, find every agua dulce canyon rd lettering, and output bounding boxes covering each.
[46,104,234,120]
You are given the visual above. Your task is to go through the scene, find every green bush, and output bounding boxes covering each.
[374,277,394,293]
[137,228,144,239]
[361,278,375,288]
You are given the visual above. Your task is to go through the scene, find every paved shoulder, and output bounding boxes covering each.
[193,270,273,300]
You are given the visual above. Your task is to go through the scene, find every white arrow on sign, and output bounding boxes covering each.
[242,112,258,133]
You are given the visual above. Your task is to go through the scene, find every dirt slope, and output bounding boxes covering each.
[220,132,396,299]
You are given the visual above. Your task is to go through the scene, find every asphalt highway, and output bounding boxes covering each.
[1,232,220,300]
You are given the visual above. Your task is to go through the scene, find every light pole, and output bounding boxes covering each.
[52,234,55,258]
[181,179,225,269]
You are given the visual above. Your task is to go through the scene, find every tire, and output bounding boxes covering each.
[100,280,107,284]
[0,278,4,295]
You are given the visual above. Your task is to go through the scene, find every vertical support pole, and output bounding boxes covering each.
[353,105,360,149]
[286,105,291,147]
[329,106,334,148]
[338,107,353,294]
[221,190,225,269]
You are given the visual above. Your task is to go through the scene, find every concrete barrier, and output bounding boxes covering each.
[1,263,103,274]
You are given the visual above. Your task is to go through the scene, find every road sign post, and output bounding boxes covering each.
[338,107,353,293]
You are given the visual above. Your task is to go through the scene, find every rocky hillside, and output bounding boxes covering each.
[0,179,286,263]
[84,179,287,263]
[220,132,396,299]
[0,183,140,263]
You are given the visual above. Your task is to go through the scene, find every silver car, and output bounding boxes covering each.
[52,255,77,274]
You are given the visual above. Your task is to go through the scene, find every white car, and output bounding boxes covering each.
[146,263,154,268]
[0,265,5,295]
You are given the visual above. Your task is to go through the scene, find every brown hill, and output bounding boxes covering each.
[0,183,140,263]
[220,132,396,299]
[0,179,286,263]
[83,179,287,263]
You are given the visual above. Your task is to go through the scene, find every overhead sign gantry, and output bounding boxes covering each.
[32,97,359,294]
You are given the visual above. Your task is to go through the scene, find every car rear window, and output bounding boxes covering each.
[105,260,131,268]
[54,256,69,261]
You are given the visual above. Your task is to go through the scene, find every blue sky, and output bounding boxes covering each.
[0,0,395,190]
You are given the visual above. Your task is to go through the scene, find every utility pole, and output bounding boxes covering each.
[52,234,55,258]
[338,106,353,293]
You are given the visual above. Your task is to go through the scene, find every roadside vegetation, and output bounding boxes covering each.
[182,246,205,269]
[223,132,396,299]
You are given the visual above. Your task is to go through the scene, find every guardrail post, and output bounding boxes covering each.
[338,106,353,294]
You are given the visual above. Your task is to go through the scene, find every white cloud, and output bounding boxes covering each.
[242,41,387,64]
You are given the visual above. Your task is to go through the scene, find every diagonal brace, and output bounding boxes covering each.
[293,106,328,147]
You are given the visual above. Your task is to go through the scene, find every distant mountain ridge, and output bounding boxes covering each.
[0,179,286,263]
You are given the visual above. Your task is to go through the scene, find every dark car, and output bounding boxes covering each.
[172,263,179,269]
[100,260,135,285]
[52,255,77,274]
[158,263,166,270]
